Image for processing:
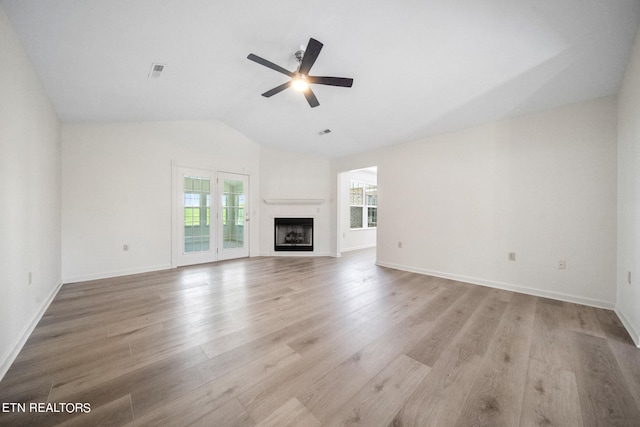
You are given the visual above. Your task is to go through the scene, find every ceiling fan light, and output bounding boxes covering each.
[292,77,309,92]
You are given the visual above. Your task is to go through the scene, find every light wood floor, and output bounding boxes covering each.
[1,249,639,426]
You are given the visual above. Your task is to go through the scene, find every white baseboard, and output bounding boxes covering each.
[0,279,64,381]
[615,307,640,348]
[254,251,338,258]
[340,244,376,253]
[253,252,273,257]
[63,263,172,284]
[375,260,616,310]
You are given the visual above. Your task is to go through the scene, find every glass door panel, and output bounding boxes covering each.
[183,176,211,253]
[222,179,244,249]
[218,172,249,260]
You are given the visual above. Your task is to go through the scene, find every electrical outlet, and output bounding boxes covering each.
[557,260,566,270]
[398,242,402,249]
[628,271,632,285]
[123,244,129,252]
[508,252,516,261]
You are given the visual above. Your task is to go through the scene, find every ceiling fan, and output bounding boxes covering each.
[247,38,354,108]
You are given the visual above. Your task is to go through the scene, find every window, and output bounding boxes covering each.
[183,176,211,253]
[350,181,377,229]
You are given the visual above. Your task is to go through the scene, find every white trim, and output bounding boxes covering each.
[341,243,376,253]
[615,307,640,348]
[0,279,64,381]
[63,264,172,284]
[253,251,273,257]
[255,251,338,257]
[375,260,616,310]
[268,251,335,258]
[263,199,324,205]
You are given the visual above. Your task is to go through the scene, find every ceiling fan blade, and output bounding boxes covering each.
[303,88,320,108]
[307,76,354,87]
[298,38,323,76]
[261,81,292,97]
[247,54,294,77]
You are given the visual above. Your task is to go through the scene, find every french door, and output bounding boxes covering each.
[173,167,249,267]
[173,167,216,267]
[217,172,250,260]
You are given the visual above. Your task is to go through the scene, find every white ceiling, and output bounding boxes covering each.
[3,0,640,158]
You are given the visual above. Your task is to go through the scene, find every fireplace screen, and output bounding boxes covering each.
[274,218,314,251]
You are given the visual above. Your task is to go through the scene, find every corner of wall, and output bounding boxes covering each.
[615,307,640,347]
[616,23,640,349]
[0,3,63,381]
[0,280,63,381]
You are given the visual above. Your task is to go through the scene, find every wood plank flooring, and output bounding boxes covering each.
[1,248,639,426]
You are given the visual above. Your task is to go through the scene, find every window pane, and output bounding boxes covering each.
[191,208,200,226]
[368,207,377,228]
[350,182,364,205]
[185,207,199,226]
[350,206,363,228]
[184,237,194,252]
[184,177,193,191]
[365,185,377,206]
[237,208,244,226]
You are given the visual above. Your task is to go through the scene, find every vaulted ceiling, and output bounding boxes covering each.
[3,0,639,158]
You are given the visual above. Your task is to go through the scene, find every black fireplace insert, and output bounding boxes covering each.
[274,217,314,252]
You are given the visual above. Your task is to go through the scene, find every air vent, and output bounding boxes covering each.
[148,63,166,78]
[318,129,331,135]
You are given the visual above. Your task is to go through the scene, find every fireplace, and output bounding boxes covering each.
[274,217,314,252]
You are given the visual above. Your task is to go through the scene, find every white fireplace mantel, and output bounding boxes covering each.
[263,199,325,205]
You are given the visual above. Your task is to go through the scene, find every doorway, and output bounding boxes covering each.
[172,167,249,267]
[337,166,378,255]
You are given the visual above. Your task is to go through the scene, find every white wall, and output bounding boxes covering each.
[617,27,640,346]
[335,97,618,308]
[61,120,260,282]
[339,168,377,252]
[259,146,334,256]
[0,7,61,379]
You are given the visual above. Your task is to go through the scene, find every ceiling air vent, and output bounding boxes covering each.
[318,129,331,135]
[148,63,166,78]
